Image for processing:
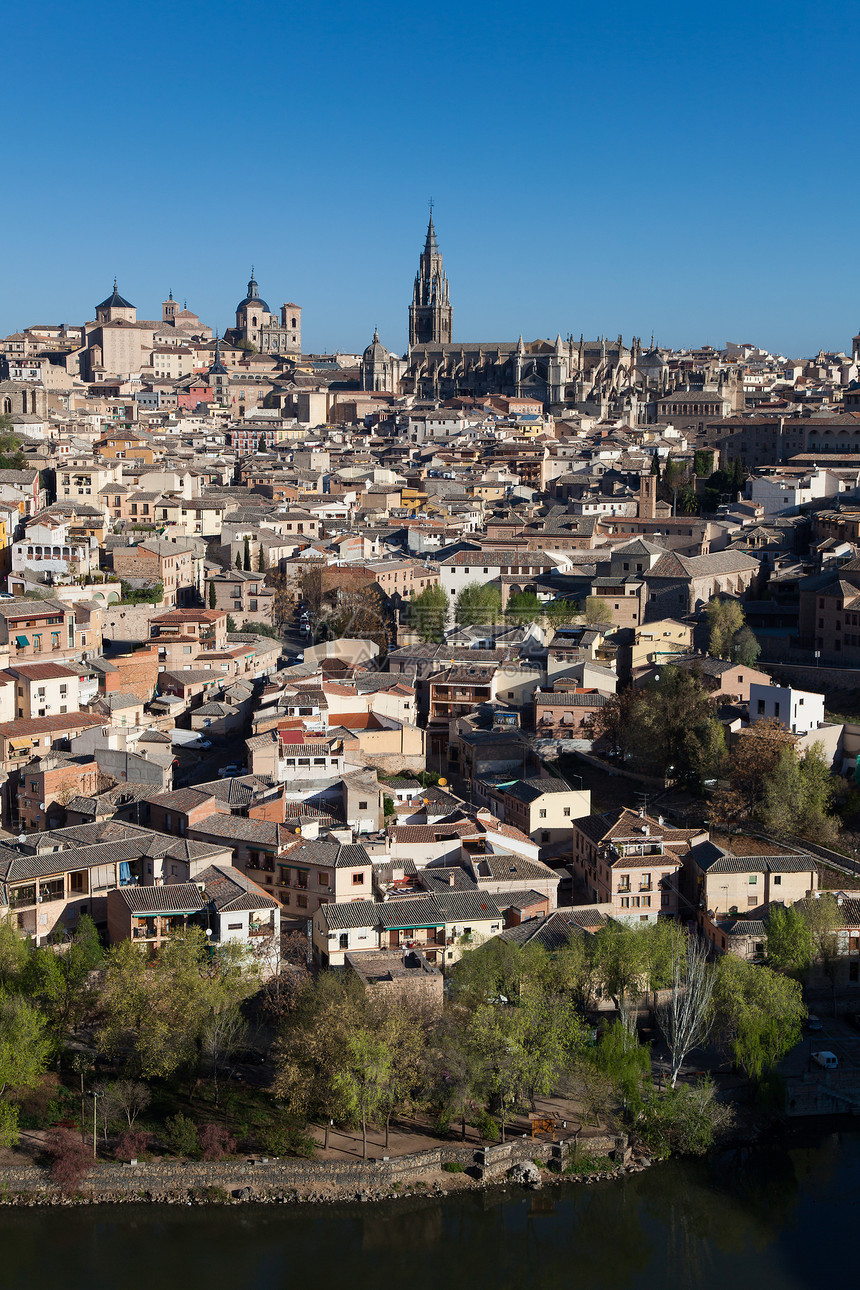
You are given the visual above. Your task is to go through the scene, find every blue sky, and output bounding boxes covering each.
[2,0,858,357]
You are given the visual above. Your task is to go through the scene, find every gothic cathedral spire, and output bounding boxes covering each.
[408,209,452,347]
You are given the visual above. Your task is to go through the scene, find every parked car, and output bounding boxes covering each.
[218,764,241,778]
[811,1051,838,1070]
[807,1014,823,1032]
[197,739,212,749]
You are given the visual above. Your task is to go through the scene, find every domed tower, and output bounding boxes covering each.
[408,209,452,348]
[361,329,392,392]
[95,280,136,324]
[234,270,273,348]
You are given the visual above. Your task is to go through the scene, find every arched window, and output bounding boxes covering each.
[2,399,10,415]
[252,315,257,328]
[291,317,297,328]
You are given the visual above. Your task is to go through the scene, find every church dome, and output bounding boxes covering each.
[363,329,389,362]
[97,280,134,311]
[236,273,270,314]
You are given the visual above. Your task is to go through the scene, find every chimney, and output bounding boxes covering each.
[448,872,456,887]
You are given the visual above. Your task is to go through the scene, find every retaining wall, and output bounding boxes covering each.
[0,1134,623,1200]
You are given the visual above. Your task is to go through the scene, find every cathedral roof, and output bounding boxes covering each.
[236,273,270,314]
[97,281,134,311]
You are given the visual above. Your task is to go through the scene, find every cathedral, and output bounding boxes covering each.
[360,215,743,419]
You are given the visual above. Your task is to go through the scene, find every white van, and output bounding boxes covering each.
[812,1051,838,1070]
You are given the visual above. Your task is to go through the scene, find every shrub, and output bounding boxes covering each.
[442,1161,465,1173]
[470,1110,499,1142]
[260,1125,315,1159]
[113,1130,152,1162]
[164,1113,200,1158]
[46,1130,93,1191]
[639,1078,734,1160]
[563,1154,614,1176]
[198,1123,236,1161]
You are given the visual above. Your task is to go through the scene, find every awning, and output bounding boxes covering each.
[8,738,31,750]
[15,636,29,647]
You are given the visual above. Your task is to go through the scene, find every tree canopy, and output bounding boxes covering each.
[454,581,502,627]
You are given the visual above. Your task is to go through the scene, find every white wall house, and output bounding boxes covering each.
[11,519,98,583]
[746,466,842,517]
[749,682,825,736]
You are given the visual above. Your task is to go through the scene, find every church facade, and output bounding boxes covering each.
[227,272,301,356]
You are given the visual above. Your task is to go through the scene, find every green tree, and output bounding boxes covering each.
[650,454,661,478]
[801,892,842,1013]
[226,614,237,632]
[632,666,724,786]
[468,1004,528,1143]
[732,626,760,667]
[505,591,543,624]
[765,903,813,975]
[235,552,242,570]
[258,546,267,573]
[0,992,51,1145]
[273,973,368,1146]
[98,929,242,1081]
[591,922,647,1018]
[759,741,838,845]
[372,999,427,1148]
[22,915,103,1049]
[409,584,448,643]
[583,596,613,627]
[333,1028,392,1160]
[545,599,581,629]
[705,597,745,660]
[454,581,502,627]
[208,580,217,609]
[242,620,280,638]
[713,956,805,1081]
[0,918,29,987]
[0,420,27,470]
[243,536,251,571]
[694,450,714,477]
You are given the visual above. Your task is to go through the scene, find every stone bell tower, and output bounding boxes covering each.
[408,207,453,348]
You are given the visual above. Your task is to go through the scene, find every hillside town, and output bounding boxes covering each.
[3,216,860,1187]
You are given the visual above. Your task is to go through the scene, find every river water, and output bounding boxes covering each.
[2,1128,858,1290]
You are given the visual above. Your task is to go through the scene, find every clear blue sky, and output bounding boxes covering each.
[2,0,858,358]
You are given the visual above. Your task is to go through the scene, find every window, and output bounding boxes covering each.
[774,875,782,885]
[358,800,368,810]
[339,933,349,950]
[748,874,758,884]
[352,872,365,886]
[539,809,547,819]
[757,699,765,714]
[563,807,571,817]
[318,872,330,887]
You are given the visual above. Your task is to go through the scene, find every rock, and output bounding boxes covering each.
[508,1162,542,1190]
[232,1188,252,1201]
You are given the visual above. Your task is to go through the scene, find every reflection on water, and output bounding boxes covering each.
[1,1129,858,1290]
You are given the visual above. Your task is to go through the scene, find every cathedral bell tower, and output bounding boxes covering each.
[408,208,452,348]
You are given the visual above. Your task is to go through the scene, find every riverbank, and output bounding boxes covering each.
[0,1131,645,1206]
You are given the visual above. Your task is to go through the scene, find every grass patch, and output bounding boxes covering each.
[442,1161,465,1173]
[563,1154,615,1176]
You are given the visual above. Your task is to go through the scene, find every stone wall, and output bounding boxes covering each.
[0,1134,624,1201]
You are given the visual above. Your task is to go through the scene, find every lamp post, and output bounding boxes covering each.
[89,1090,98,1159]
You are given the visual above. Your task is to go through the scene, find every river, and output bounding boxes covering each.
[1,1127,858,1290]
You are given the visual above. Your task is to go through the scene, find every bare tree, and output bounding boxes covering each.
[111,1080,151,1128]
[656,934,716,1088]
